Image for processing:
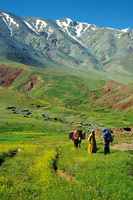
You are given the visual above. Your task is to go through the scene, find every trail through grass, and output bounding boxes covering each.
[57,142,133,200]
[0,132,132,200]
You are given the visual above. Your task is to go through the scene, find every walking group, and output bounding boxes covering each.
[71,124,114,155]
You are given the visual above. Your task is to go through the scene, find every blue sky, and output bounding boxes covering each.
[0,0,132,29]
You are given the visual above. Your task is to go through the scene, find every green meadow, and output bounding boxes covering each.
[0,60,133,199]
[0,132,132,200]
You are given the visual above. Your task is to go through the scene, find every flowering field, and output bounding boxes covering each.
[0,132,132,200]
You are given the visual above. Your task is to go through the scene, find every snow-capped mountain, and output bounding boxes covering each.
[121,28,133,33]
[0,11,133,76]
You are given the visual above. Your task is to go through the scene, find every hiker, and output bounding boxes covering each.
[88,129,97,154]
[73,124,82,148]
[102,128,110,155]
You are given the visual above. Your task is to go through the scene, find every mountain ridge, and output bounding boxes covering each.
[0,11,133,83]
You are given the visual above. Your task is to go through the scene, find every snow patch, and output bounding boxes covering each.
[56,18,72,30]
[1,12,19,36]
[56,19,78,41]
[24,20,39,35]
[47,27,53,39]
[75,23,84,37]
[75,23,91,37]
[90,26,97,31]
[24,19,53,38]
[114,31,122,39]
[34,19,47,32]
[66,18,72,26]
[83,23,91,32]
[56,19,97,39]
[121,28,129,33]
[121,28,133,33]
[56,19,90,42]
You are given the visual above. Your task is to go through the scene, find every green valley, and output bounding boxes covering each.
[0,11,133,199]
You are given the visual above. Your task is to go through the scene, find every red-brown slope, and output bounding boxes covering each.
[93,80,133,111]
[89,80,133,110]
[0,64,23,87]
[24,75,43,92]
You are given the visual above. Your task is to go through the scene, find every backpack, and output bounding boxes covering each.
[81,132,86,139]
[73,130,79,139]
[69,131,74,139]
[107,130,114,142]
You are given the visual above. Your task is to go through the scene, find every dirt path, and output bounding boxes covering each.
[57,169,77,182]
[56,143,133,184]
[111,143,133,151]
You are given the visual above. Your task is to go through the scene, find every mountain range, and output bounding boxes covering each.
[0,11,133,129]
[0,11,133,83]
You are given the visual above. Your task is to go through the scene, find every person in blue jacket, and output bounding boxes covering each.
[102,128,110,155]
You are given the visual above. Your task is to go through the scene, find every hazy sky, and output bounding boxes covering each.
[0,0,133,29]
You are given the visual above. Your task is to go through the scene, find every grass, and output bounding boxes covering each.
[0,133,132,200]
[57,142,133,200]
